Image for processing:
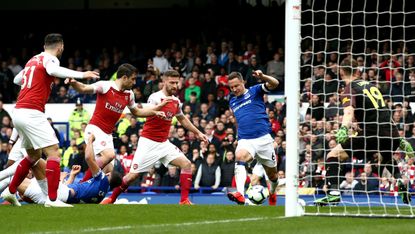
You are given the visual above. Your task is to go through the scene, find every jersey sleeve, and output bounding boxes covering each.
[43,54,84,79]
[147,93,159,106]
[90,81,110,94]
[127,91,137,109]
[175,98,184,116]
[13,70,24,86]
[260,83,271,93]
[341,85,356,108]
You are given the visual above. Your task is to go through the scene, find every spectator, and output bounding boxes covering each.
[160,165,180,192]
[220,151,235,188]
[339,171,358,195]
[0,142,8,170]
[0,100,11,124]
[140,166,161,188]
[194,153,221,191]
[68,98,90,139]
[184,77,201,102]
[200,70,217,103]
[125,117,140,138]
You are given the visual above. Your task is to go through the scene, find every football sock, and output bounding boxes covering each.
[235,161,247,194]
[110,177,129,201]
[8,156,35,194]
[325,157,340,191]
[180,168,192,202]
[46,157,61,201]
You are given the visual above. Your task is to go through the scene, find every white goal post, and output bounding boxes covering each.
[285,0,415,217]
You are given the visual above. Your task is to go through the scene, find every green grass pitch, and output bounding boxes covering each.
[2,205,415,233]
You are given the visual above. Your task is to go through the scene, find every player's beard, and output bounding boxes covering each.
[167,87,177,96]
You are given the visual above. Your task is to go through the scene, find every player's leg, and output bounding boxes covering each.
[250,134,278,205]
[227,139,255,204]
[42,144,72,207]
[169,156,193,205]
[101,137,159,204]
[1,148,41,206]
[31,159,47,196]
[81,125,115,182]
[100,171,140,204]
[314,143,349,205]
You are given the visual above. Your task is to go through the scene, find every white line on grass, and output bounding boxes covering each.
[30,216,288,234]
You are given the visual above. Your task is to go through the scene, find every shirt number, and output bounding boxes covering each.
[21,66,36,89]
[362,87,385,109]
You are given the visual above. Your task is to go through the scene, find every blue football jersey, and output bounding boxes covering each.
[230,84,271,139]
[67,171,110,204]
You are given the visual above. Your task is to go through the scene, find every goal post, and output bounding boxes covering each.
[291,0,415,218]
[285,0,302,217]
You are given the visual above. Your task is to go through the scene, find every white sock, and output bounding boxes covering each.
[0,176,12,193]
[235,163,247,194]
[269,179,279,195]
[0,162,19,181]
[37,179,48,195]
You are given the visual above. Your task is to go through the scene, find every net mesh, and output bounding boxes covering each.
[299,0,415,217]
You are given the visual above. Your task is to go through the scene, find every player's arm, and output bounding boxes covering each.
[44,58,99,79]
[341,106,355,129]
[85,134,101,177]
[129,98,171,118]
[176,114,209,143]
[130,105,166,118]
[65,78,96,94]
[13,70,24,85]
[64,165,81,185]
[252,70,279,90]
[335,106,355,144]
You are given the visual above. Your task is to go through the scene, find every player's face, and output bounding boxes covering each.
[228,78,245,97]
[56,43,64,59]
[164,76,180,95]
[123,74,137,90]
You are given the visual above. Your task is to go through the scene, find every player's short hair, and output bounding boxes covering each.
[109,170,123,191]
[228,71,244,81]
[116,63,138,79]
[44,33,63,48]
[163,70,180,78]
[340,58,359,76]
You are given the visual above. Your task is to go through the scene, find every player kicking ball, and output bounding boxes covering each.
[226,70,281,205]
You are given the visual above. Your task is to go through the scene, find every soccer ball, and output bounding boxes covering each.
[247,185,269,205]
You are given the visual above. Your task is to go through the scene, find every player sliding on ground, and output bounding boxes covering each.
[226,70,281,205]
[314,58,414,206]
[1,134,122,205]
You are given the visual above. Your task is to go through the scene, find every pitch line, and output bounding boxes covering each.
[30,216,288,234]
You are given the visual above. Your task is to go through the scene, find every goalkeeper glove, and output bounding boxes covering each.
[335,125,349,144]
[400,138,414,160]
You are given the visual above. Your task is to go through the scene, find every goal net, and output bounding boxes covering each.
[295,0,415,217]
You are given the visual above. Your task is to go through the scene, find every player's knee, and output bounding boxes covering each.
[181,160,192,170]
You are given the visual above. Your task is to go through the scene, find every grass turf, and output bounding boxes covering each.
[2,205,415,233]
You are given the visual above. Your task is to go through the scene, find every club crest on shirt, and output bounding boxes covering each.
[133,164,138,170]
[101,141,106,146]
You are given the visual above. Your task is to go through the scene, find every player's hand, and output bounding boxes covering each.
[83,71,100,79]
[155,111,166,119]
[158,97,173,108]
[70,165,81,175]
[197,132,209,144]
[252,70,264,79]
[88,133,96,143]
[64,78,76,85]
[335,125,349,144]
